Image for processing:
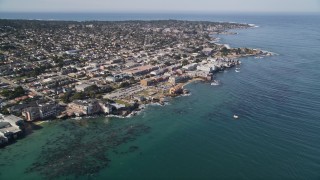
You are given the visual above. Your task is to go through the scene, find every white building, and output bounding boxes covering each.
[99,102,114,114]
[197,64,218,73]
[182,63,198,71]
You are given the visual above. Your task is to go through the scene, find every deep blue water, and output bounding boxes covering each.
[0,13,320,179]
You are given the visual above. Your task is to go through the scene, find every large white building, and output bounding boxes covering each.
[182,63,198,71]
[197,64,218,73]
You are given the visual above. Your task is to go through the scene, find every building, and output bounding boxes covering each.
[22,103,58,121]
[202,48,213,56]
[68,100,101,116]
[150,68,168,76]
[38,103,58,119]
[168,64,182,72]
[196,64,218,73]
[110,58,123,64]
[0,133,8,146]
[75,84,91,92]
[3,115,24,127]
[105,74,127,82]
[168,75,189,85]
[98,102,114,114]
[182,63,198,71]
[0,115,23,143]
[140,78,156,86]
[187,71,213,81]
[124,65,159,76]
[23,107,41,121]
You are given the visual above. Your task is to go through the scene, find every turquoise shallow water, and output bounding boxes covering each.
[0,14,320,179]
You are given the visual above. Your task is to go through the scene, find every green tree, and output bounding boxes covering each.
[119,82,130,88]
[61,91,72,103]
[221,47,230,56]
[182,59,189,66]
[1,86,25,99]
[70,92,85,101]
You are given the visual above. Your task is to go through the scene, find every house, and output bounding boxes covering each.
[75,84,91,92]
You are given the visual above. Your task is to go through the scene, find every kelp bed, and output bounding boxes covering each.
[25,119,151,179]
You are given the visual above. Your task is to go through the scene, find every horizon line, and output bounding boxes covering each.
[1,11,319,14]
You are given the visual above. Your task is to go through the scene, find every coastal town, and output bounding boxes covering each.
[0,19,271,147]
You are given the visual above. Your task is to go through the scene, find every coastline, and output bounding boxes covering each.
[0,18,273,149]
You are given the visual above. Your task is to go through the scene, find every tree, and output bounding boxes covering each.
[0,106,10,115]
[1,86,25,99]
[61,91,72,103]
[195,59,201,63]
[14,86,25,96]
[70,92,85,101]
[119,81,130,88]
[86,85,98,92]
[89,91,96,98]
[221,47,230,56]
[182,59,189,66]
[174,55,181,60]
[164,61,171,66]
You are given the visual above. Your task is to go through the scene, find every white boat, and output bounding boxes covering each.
[211,80,220,86]
[233,115,239,119]
[235,70,240,73]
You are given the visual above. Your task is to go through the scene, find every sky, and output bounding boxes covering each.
[0,0,319,13]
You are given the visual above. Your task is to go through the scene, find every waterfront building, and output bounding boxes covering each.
[22,103,59,121]
[23,107,41,121]
[38,103,58,119]
[196,64,218,73]
[98,102,114,114]
[187,71,213,81]
[68,100,101,116]
[168,75,189,85]
[0,115,23,142]
[182,63,198,71]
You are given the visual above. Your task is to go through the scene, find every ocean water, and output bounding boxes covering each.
[0,14,320,179]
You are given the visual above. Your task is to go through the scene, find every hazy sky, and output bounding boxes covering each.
[0,0,319,13]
